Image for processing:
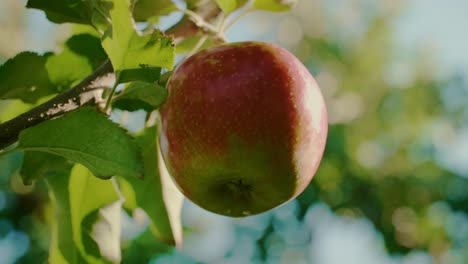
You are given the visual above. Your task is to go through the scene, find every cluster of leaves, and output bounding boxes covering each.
[0,0,297,263]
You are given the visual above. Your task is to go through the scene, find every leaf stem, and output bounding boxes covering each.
[111,177,125,200]
[175,3,227,43]
[187,35,209,57]
[104,79,120,112]
[91,2,112,25]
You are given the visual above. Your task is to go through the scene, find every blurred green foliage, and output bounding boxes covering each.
[291,12,468,262]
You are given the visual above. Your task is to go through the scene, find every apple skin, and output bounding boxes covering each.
[159,41,327,217]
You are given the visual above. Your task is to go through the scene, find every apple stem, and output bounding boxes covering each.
[223,0,254,32]
[175,2,227,44]
[187,35,209,57]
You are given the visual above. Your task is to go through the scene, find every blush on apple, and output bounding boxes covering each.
[159,41,327,217]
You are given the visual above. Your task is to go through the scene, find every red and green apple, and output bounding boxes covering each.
[159,41,327,217]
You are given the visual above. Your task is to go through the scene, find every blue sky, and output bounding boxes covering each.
[394,0,468,78]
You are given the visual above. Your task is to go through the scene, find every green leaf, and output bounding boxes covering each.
[112,81,167,111]
[118,66,161,84]
[82,192,123,263]
[0,52,56,103]
[64,34,107,67]
[102,0,175,83]
[215,0,248,14]
[26,0,112,29]
[47,164,122,263]
[0,94,56,124]
[26,0,91,24]
[175,35,216,55]
[132,0,177,21]
[120,126,183,246]
[0,100,33,123]
[46,34,107,91]
[48,169,88,264]
[20,151,72,185]
[122,230,172,263]
[252,0,296,12]
[17,107,143,179]
[185,0,206,9]
[71,24,102,37]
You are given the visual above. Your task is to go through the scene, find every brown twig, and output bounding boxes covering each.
[165,0,221,43]
[0,61,113,149]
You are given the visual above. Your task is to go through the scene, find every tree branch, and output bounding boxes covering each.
[0,61,113,149]
[166,0,221,43]
[0,1,221,151]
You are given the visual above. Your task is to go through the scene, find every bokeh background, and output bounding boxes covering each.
[1,0,468,263]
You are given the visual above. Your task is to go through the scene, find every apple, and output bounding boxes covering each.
[159,41,327,217]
